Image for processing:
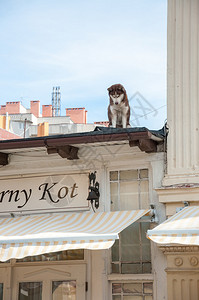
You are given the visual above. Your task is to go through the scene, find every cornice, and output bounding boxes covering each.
[159,246,199,254]
[155,185,199,203]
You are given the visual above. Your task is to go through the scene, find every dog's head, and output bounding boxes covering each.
[107,84,126,106]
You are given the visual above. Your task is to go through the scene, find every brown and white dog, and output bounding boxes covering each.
[107,84,131,128]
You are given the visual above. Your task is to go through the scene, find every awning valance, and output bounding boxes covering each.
[147,206,199,245]
[0,209,149,262]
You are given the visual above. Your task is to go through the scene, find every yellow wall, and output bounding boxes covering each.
[37,122,49,137]
[0,115,10,130]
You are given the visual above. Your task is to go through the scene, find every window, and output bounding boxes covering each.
[110,169,151,274]
[0,283,3,300]
[52,281,76,300]
[18,282,42,300]
[17,250,84,262]
[112,281,153,300]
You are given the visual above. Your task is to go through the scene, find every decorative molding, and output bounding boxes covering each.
[24,267,71,278]
[159,246,199,254]
[156,186,199,203]
[174,257,183,267]
[190,256,198,266]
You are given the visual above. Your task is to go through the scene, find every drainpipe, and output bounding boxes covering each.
[24,118,27,138]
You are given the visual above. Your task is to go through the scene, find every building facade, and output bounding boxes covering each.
[147,1,199,299]
[0,127,166,300]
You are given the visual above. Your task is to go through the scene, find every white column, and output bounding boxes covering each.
[165,0,199,185]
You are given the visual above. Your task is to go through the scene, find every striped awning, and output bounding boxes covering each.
[147,206,199,245]
[0,209,149,262]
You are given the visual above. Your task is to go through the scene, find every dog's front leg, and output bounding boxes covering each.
[111,114,117,128]
[122,114,127,128]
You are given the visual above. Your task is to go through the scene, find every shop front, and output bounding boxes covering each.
[0,127,165,299]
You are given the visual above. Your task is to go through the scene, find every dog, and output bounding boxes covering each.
[107,84,131,128]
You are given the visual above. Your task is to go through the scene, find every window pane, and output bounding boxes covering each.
[140,169,148,179]
[113,296,121,300]
[120,182,139,210]
[110,171,118,181]
[143,283,153,294]
[17,250,84,262]
[18,282,42,300]
[144,296,153,300]
[52,281,76,300]
[140,181,149,209]
[112,239,119,261]
[112,283,122,294]
[64,250,84,260]
[121,223,140,261]
[123,296,142,300]
[0,283,3,300]
[142,263,151,273]
[141,223,151,262]
[111,263,120,273]
[142,244,151,263]
[122,263,142,274]
[120,170,138,180]
[123,283,142,294]
[110,182,119,211]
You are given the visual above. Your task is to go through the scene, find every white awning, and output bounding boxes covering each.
[0,209,150,262]
[147,206,199,245]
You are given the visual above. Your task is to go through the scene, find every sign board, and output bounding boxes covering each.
[0,174,89,214]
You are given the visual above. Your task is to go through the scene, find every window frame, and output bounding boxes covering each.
[107,164,154,298]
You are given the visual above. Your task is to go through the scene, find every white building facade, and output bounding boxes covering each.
[0,127,166,300]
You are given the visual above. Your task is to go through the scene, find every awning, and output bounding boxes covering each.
[147,206,199,245]
[0,209,149,262]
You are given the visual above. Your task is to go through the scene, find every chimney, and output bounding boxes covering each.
[42,105,52,117]
[5,102,21,114]
[0,105,6,115]
[66,107,87,124]
[30,101,40,117]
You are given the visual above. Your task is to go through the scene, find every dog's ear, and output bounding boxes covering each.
[107,86,112,93]
[121,85,126,93]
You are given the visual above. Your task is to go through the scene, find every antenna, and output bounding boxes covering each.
[52,86,61,117]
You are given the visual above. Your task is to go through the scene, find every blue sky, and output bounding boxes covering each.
[0,0,167,129]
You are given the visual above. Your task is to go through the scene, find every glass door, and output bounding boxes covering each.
[12,264,86,300]
[52,280,76,300]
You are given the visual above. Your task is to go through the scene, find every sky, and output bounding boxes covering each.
[0,0,167,129]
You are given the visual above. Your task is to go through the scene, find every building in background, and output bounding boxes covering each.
[0,101,95,138]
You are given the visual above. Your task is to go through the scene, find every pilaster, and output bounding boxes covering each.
[165,0,199,185]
